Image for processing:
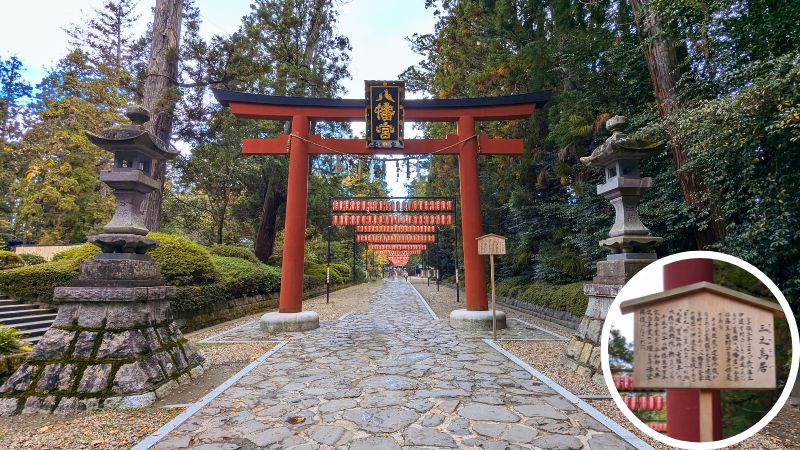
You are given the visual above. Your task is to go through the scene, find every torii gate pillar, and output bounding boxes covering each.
[259,115,320,332]
[449,115,507,331]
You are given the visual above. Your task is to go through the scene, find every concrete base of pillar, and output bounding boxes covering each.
[260,311,320,332]
[449,309,507,331]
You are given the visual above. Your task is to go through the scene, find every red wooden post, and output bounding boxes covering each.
[664,258,723,441]
[458,116,488,311]
[278,115,310,313]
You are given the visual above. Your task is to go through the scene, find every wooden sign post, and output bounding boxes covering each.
[620,281,784,442]
[477,234,507,340]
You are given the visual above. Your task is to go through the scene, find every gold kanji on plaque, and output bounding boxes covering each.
[366,81,404,149]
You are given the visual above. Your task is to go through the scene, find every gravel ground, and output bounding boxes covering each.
[500,340,609,396]
[0,408,180,449]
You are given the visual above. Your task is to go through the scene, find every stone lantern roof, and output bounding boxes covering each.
[85,106,178,161]
[580,116,663,168]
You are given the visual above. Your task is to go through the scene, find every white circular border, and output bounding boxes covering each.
[600,251,800,450]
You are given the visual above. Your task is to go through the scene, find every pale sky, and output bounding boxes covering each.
[0,0,437,196]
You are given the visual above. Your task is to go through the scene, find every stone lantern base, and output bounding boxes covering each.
[0,257,205,415]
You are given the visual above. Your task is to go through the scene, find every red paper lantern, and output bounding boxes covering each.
[654,396,663,411]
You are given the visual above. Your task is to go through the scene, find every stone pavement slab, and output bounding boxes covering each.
[141,279,637,449]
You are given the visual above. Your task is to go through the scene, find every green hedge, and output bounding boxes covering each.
[496,278,587,317]
[0,251,23,270]
[17,253,46,266]
[330,263,351,280]
[171,255,281,313]
[52,243,101,262]
[0,259,80,302]
[147,232,219,286]
[210,244,260,263]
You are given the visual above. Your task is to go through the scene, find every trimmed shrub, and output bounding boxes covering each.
[0,251,23,270]
[52,243,101,262]
[210,244,260,263]
[304,264,327,290]
[496,279,587,317]
[327,266,345,285]
[171,255,280,314]
[330,263,352,281]
[18,253,46,266]
[0,259,80,302]
[0,325,29,355]
[147,232,218,286]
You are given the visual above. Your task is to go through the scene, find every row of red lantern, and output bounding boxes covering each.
[647,422,667,433]
[373,251,421,257]
[613,374,635,391]
[356,234,435,243]
[356,225,435,234]
[368,244,428,251]
[623,395,664,411]
[332,214,453,226]
[333,199,453,212]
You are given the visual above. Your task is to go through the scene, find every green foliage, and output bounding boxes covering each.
[608,328,633,371]
[329,263,351,281]
[0,259,79,302]
[0,325,29,355]
[496,278,587,317]
[147,232,218,286]
[51,243,101,262]
[0,250,23,270]
[171,255,281,314]
[210,244,259,263]
[304,263,328,290]
[17,253,46,266]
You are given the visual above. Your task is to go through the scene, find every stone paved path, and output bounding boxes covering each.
[151,279,634,449]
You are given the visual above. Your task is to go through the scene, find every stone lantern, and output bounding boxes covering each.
[0,108,206,415]
[562,115,664,383]
[582,115,663,259]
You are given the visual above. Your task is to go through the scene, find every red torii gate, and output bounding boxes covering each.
[213,87,549,331]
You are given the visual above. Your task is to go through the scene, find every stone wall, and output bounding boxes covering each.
[0,353,28,385]
[562,284,621,385]
[496,296,581,330]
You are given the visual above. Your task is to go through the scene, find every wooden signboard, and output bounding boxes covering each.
[477,234,507,339]
[620,281,783,390]
[477,233,506,255]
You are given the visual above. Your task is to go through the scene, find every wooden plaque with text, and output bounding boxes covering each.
[620,282,783,390]
[477,234,507,255]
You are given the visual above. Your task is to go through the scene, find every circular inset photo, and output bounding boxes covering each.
[600,251,799,450]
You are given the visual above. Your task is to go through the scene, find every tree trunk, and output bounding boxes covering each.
[254,174,284,263]
[629,0,725,248]
[142,0,182,231]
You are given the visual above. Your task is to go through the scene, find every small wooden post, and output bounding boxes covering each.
[699,389,714,442]
[490,254,496,340]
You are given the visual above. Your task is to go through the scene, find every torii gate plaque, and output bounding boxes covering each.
[213,84,549,332]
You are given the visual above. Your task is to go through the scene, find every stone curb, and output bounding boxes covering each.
[130,341,288,450]
[484,339,655,450]
[407,282,439,320]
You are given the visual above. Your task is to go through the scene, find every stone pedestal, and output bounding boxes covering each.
[260,311,320,332]
[0,256,205,415]
[449,309,507,331]
[561,259,653,384]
